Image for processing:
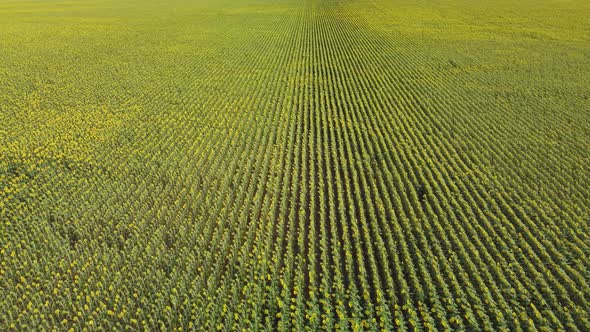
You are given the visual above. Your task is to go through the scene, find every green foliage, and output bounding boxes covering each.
[1,0,589,330]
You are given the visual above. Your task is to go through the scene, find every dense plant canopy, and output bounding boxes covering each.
[1,0,589,330]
